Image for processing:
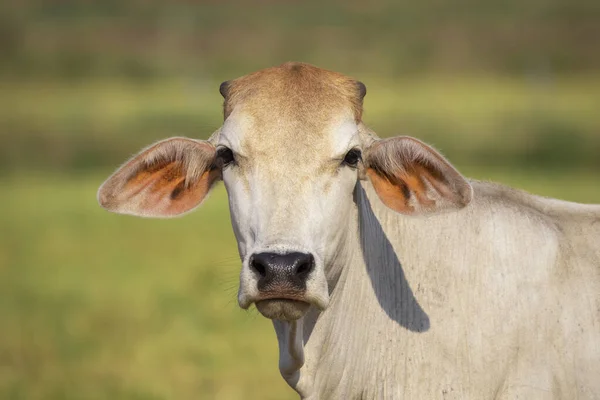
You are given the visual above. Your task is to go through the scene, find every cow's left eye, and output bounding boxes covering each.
[216,146,235,167]
[342,148,362,167]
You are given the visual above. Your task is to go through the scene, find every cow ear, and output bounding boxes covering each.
[365,136,473,215]
[97,137,220,218]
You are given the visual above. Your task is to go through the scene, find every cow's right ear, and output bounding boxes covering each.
[97,137,220,218]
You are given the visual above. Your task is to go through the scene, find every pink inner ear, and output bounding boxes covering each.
[98,137,219,218]
[121,162,219,217]
[365,136,473,215]
[367,168,415,214]
[368,164,470,215]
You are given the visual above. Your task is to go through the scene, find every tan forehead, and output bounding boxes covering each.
[221,62,365,127]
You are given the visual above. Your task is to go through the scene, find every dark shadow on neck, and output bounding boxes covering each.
[356,184,430,332]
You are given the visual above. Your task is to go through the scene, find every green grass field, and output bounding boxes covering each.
[1,174,294,400]
[1,170,600,400]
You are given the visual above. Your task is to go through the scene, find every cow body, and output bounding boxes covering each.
[98,62,600,399]
[278,180,600,399]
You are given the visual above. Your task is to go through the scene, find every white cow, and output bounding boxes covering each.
[98,62,600,399]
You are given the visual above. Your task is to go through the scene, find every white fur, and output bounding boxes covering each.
[216,112,362,313]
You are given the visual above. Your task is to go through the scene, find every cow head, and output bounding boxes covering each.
[98,62,472,321]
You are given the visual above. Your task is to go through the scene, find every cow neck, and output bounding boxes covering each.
[270,181,387,396]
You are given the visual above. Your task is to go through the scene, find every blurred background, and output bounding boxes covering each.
[1,1,599,399]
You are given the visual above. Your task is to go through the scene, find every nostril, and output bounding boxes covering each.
[295,262,311,277]
[251,258,267,278]
[294,256,314,279]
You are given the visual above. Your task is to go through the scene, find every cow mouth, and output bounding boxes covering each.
[255,298,311,321]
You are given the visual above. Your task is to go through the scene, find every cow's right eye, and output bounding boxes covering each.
[216,147,235,167]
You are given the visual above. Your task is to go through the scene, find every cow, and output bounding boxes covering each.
[98,62,600,399]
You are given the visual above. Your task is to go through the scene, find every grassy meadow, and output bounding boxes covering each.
[1,176,293,399]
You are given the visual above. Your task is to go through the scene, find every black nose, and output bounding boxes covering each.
[250,252,315,292]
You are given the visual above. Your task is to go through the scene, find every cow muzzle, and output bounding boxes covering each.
[238,251,328,321]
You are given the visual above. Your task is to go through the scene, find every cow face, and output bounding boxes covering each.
[98,62,472,322]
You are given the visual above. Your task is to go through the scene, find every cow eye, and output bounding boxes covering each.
[342,148,362,167]
[216,146,235,167]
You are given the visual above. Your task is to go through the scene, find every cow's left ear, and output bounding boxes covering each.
[364,136,473,215]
